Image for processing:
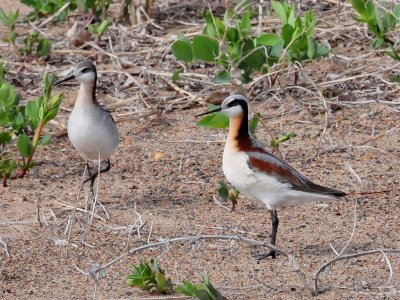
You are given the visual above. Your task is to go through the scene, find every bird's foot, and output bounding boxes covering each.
[252,250,276,260]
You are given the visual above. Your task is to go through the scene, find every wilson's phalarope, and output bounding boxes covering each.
[55,61,119,187]
[197,94,346,259]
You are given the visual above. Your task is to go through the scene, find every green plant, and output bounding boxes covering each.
[176,274,227,300]
[0,8,19,54]
[269,132,296,153]
[21,0,111,21]
[0,8,51,58]
[218,181,240,211]
[0,72,63,185]
[77,0,112,19]
[349,0,400,48]
[18,73,63,177]
[0,61,4,82]
[271,1,329,62]
[126,259,173,294]
[171,1,328,84]
[21,0,77,21]
[88,19,110,43]
[20,31,51,57]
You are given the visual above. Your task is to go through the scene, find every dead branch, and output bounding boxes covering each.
[0,236,10,257]
[91,234,290,275]
[313,249,400,295]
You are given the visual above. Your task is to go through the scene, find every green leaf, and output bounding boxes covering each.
[175,280,198,296]
[25,100,39,125]
[307,37,317,59]
[272,1,287,24]
[204,23,218,38]
[256,33,282,46]
[172,68,183,83]
[278,132,296,143]
[249,113,261,136]
[171,36,193,62]
[213,70,231,84]
[196,114,229,128]
[218,181,229,200]
[238,39,265,72]
[316,44,329,58]
[269,43,283,58]
[43,107,59,123]
[0,132,12,144]
[373,37,384,48]
[281,24,295,47]
[17,134,32,158]
[0,156,16,176]
[349,0,375,20]
[0,60,4,81]
[0,111,9,125]
[13,112,24,126]
[97,19,110,35]
[393,4,400,18]
[214,17,225,37]
[50,93,63,109]
[38,133,51,146]
[193,35,219,62]
[226,27,239,43]
[196,104,229,128]
[0,82,18,108]
[36,38,51,57]
[269,138,279,148]
[126,259,172,294]
[202,8,221,38]
[239,11,251,36]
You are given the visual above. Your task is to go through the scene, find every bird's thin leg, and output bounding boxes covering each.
[253,209,279,260]
[86,162,92,176]
[83,159,112,188]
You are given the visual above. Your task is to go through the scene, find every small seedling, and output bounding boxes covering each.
[349,0,400,48]
[218,181,240,211]
[20,31,51,57]
[0,8,19,54]
[269,132,296,153]
[0,8,51,58]
[126,259,173,294]
[0,71,63,185]
[18,73,63,177]
[88,19,110,43]
[0,152,16,187]
[176,273,227,300]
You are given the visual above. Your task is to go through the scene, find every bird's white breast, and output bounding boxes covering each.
[68,105,119,161]
[222,144,255,190]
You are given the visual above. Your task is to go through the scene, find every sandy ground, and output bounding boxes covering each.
[1,1,400,299]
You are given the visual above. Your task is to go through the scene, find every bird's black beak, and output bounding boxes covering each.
[54,72,75,86]
[195,107,222,117]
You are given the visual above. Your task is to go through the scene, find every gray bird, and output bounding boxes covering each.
[55,61,119,187]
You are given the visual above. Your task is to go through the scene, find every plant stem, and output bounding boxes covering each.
[19,121,45,178]
[2,175,7,187]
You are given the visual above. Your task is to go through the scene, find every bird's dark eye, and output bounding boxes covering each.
[81,67,88,73]
[227,100,239,107]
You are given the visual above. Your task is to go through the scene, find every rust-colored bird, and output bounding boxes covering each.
[197,94,346,259]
